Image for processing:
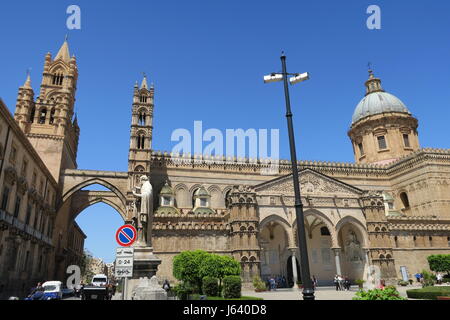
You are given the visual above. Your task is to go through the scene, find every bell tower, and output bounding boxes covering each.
[14,38,80,181]
[127,75,154,191]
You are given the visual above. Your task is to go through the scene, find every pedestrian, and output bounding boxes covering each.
[414,272,421,283]
[163,279,171,292]
[270,277,276,291]
[312,275,318,289]
[334,275,340,291]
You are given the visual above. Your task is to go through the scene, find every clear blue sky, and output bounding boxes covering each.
[1,0,450,263]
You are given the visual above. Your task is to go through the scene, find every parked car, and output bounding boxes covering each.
[61,285,75,298]
[41,281,63,300]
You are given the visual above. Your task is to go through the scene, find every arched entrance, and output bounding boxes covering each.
[336,218,369,282]
[54,180,128,281]
[293,210,339,286]
[259,217,291,287]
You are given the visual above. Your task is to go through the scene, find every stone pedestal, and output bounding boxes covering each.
[131,276,168,300]
[125,246,163,300]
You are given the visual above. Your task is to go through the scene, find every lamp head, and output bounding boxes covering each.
[263,73,283,84]
[289,72,310,85]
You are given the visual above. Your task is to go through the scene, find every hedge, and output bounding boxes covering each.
[223,275,241,299]
[202,276,219,297]
[406,286,450,300]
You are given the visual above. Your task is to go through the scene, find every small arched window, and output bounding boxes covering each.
[138,112,146,126]
[39,108,47,124]
[400,192,410,209]
[136,134,145,149]
[394,236,398,247]
[320,226,330,236]
[49,108,56,124]
[52,73,64,86]
[29,107,36,123]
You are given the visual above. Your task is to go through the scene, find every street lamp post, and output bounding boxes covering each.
[264,52,315,300]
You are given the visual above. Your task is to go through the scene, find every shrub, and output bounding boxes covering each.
[421,269,435,288]
[397,280,409,286]
[252,276,266,291]
[353,286,406,300]
[172,282,196,300]
[355,279,365,288]
[202,276,219,297]
[223,276,241,299]
[406,286,450,300]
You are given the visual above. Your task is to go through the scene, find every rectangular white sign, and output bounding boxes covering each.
[115,247,134,278]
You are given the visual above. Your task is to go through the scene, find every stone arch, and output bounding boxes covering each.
[292,209,338,248]
[62,178,127,210]
[69,191,126,221]
[335,215,369,248]
[174,183,190,208]
[208,185,224,209]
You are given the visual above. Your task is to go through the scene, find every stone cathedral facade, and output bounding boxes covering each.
[1,40,450,297]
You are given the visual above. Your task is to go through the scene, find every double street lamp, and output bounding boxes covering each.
[263,52,315,300]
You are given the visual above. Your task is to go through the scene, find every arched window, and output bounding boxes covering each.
[39,108,47,124]
[138,112,146,126]
[400,192,410,209]
[52,73,64,86]
[49,108,56,124]
[136,134,145,149]
[140,96,148,103]
[320,226,330,236]
[394,236,398,247]
[29,107,36,123]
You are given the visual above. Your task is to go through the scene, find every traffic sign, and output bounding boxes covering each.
[115,247,134,278]
[115,224,137,247]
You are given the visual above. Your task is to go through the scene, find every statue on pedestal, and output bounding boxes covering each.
[132,175,153,247]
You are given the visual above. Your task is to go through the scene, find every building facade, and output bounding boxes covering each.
[1,40,450,296]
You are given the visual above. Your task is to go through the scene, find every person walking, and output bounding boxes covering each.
[334,275,340,291]
[312,275,318,289]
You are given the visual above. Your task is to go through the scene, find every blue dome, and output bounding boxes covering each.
[352,91,411,124]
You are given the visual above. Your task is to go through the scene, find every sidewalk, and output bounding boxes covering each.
[242,285,423,300]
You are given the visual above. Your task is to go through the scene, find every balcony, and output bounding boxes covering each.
[0,209,53,246]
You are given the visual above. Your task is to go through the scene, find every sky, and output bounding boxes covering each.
[1,0,450,263]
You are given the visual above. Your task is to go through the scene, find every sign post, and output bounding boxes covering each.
[115,243,135,300]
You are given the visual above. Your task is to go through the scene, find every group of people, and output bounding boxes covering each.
[333,275,351,291]
[265,275,288,290]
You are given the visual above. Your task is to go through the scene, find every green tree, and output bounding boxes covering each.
[427,255,450,276]
[199,254,241,291]
[173,250,241,295]
[80,250,95,283]
[173,250,210,293]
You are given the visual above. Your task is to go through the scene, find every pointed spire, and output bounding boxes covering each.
[23,69,32,89]
[55,36,71,62]
[140,73,148,89]
[364,65,384,96]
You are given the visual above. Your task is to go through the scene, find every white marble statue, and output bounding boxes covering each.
[132,175,154,246]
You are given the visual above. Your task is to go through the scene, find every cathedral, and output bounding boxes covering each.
[1,39,450,297]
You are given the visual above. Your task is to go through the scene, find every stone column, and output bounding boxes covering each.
[332,248,342,276]
[289,248,299,285]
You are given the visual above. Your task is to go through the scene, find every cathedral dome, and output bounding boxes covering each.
[351,70,411,124]
[352,91,410,124]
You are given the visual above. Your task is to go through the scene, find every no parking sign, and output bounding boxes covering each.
[116,224,137,247]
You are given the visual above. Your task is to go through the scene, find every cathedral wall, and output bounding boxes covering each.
[393,248,450,279]
[152,233,230,282]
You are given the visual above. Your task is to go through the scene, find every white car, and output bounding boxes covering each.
[42,281,63,300]
[91,274,108,287]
